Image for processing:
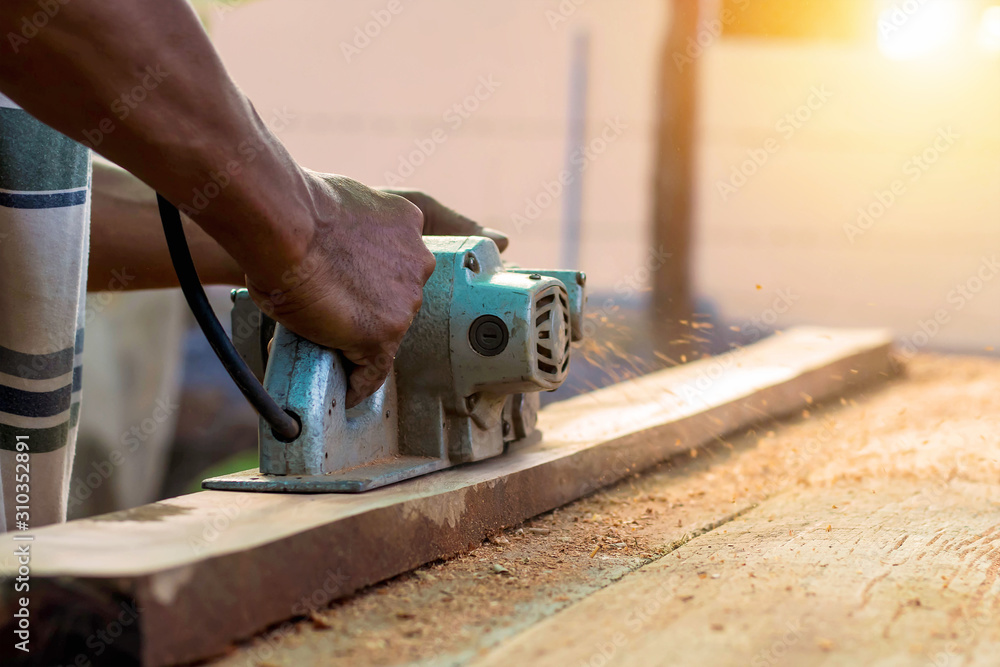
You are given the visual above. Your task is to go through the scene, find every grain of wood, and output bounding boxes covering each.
[467,354,1000,667]
[0,327,894,666]
[469,482,1000,667]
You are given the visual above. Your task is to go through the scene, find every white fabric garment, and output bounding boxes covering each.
[0,91,91,531]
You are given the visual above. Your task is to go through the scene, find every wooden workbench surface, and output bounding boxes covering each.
[211,353,1000,667]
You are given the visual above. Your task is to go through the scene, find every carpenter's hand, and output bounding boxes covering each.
[246,173,436,408]
[382,189,508,252]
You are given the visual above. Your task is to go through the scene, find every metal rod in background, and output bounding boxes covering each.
[560,29,590,270]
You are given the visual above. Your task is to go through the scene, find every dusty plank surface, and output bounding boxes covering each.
[0,327,893,666]
[466,354,1000,667]
[206,439,766,667]
[471,484,1000,667]
[208,354,1000,667]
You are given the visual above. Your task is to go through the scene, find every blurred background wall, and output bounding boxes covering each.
[206,0,1000,353]
[209,0,666,301]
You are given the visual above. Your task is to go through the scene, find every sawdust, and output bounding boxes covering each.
[91,502,192,522]
[205,354,996,667]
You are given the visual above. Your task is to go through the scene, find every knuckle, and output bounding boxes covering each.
[368,355,391,375]
[383,317,409,341]
[398,198,424,227]
[422,254,437,280]
[404,190,429,207]
[411,290,424,314]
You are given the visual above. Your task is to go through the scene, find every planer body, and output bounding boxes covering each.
[203,236,586,493]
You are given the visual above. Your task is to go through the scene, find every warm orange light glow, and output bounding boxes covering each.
[877,0,964,60]
[979,6,1000,54]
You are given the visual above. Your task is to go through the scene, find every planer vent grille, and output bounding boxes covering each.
[533,286,571,382]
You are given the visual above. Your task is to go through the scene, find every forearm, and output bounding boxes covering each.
[0,0,313,288]
[89,161,244,291]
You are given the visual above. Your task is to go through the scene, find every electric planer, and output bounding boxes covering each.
[202,236,586,493]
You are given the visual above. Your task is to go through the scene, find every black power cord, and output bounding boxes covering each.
[156,193,301,441]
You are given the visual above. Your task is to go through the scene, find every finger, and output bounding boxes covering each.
[480,227,509,252]
[381,188,509,251]
[345,361,391,409]
[426,207,510,252]
[342,342,398,408]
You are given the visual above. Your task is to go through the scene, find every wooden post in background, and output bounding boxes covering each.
[649,0,706,362]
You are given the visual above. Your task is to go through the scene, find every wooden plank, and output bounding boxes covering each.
[469,480,1000,667]
[0,327,895,666]
[205,353,1000,667]
[469,353,1000,667]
